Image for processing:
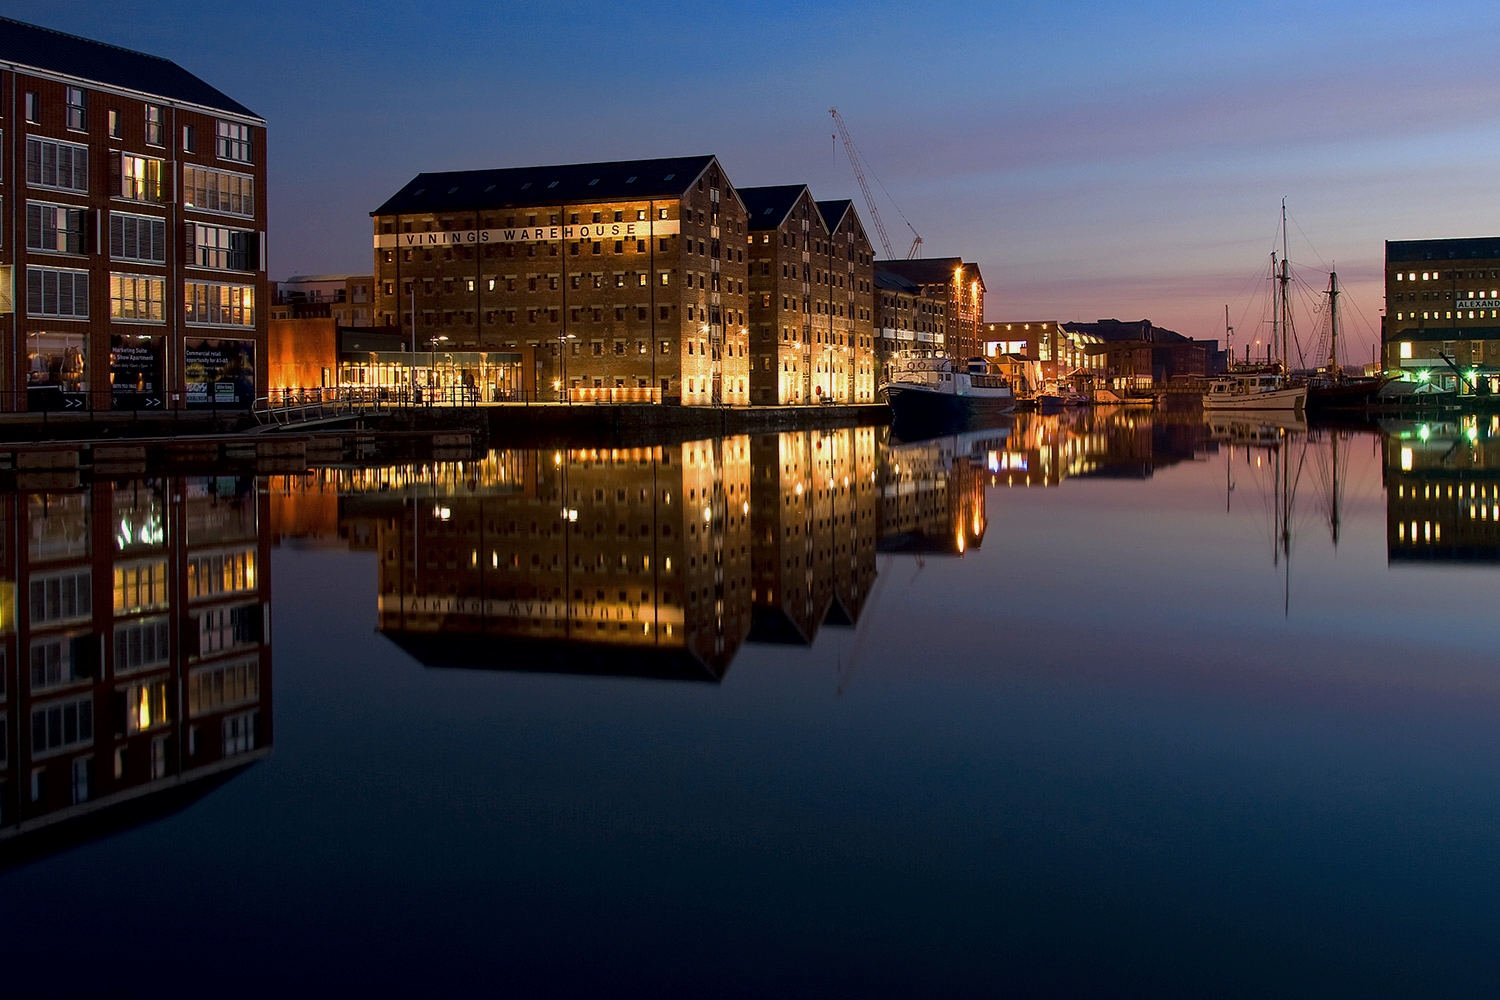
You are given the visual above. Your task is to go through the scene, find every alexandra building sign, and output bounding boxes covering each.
[375,219,681,249]
[1458,297,1500,309]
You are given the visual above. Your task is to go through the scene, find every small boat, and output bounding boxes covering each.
[885,356,1015,432]
[1202,372,1307,412]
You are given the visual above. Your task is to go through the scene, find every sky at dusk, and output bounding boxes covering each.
[15,0,1500,362]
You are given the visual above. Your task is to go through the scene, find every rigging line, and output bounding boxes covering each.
[1286,208,1331,272]
[1228,254,1275,332]
[841,127,917,233]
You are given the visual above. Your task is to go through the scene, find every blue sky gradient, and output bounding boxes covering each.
[12,0,1500,361]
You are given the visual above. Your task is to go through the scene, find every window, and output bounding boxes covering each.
[26,268,90,318]
[182,123,196,153]
[191,224,257,271]
[223,710,258,756]
[72,757,90,804]
[119,154,164,202]
[189,659,260,718]
[26,137,89,192]
[26,203,86,254]
[110,274,166,322]
[216,120,252,162]
[186,548,256,598]
[184,282,255,326]
[195,604,262,657]
[30,570,92,625]
[1399,342,1413,359]
[113,559,167,612]
[115,617,170,674]
[108,109,121,139]
[24,91,38,123]
[30,638,82,692]
[110,213,166,262]
[183,165,254,217]
[125,679,170,734]
[65,87,86,131]
[144,104,163,146]
[30,695,93,757]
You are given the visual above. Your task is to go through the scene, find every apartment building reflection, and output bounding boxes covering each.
[0,477,272,859]
[1384,417,1500,562]
[371,439,753,681]
[748,428,878,645]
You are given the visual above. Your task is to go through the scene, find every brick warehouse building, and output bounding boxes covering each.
[0,18,268,411]
[741,185,876,404]
[1384,237,1500,393]
[875,257,985,362]
[370,155,751,406]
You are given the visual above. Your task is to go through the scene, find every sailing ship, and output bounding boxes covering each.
[1304,269,1393,411]
[885,356,1015,433]
[1205,203,1307,413]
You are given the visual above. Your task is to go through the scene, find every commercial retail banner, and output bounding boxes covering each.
[186,338,255,407]
[110,336,163,409]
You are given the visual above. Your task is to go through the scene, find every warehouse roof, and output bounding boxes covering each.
[739,185,807,231]
[816,199,854,233]
[0,16,259,118]
[372,155,729,216]
[1387,238,1500,263]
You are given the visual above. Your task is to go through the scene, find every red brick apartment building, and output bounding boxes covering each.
[0,17,268,411]
[0,477,272,850]
[370,156,751,406]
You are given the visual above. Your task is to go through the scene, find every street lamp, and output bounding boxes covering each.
[428,335,447,403]
[558,331,577,403]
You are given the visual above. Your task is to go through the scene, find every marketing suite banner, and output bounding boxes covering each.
[110,336,163,410]
[185,339,255,408]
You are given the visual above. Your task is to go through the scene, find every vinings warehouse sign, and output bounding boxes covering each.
[375,219,681,249]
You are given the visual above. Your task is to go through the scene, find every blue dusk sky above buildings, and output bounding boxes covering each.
[17,0,1500,360]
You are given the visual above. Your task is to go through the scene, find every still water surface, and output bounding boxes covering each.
[2,410,1499,996]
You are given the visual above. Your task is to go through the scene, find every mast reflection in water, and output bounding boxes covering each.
[0,477,272,862]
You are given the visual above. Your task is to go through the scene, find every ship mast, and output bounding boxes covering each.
[1327,268,1340,374]
[1280,199,1292,376]
[1270,249,1279,367]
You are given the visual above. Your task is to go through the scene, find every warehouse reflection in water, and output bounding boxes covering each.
[272,425,1009,682]
[0,476,272,862]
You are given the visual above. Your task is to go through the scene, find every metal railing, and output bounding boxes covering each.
[568,386,662,404]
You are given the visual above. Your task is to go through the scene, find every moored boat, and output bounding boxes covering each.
[885,356,1016,432]
[1203,372,1307,412]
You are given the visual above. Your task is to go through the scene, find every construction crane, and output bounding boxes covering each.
[829,108,923,259]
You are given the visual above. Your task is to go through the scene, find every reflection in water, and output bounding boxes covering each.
[369,439,755,681]
[988,409,1209,487]
[267,411,1227,684]
[0,477,272,861]
[1384,415,1500,562]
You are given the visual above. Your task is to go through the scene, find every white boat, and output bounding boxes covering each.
[1202,372,1307,412]
[885,356,1015,430]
